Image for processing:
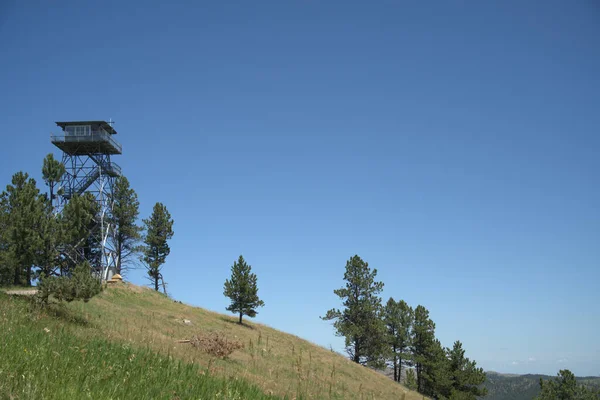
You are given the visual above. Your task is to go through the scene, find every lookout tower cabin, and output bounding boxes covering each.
[52,121,122,156]
[51,121,122,200]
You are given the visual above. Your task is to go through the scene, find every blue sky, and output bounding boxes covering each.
[1,1,599,376]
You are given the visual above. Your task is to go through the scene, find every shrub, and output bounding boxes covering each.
[36,261,102,304]
[405,368,417,391]
[188,332,244,359]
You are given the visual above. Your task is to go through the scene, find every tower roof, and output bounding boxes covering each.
[55,121,118,135]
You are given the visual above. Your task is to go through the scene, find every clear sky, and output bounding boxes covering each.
[1,0,599,377]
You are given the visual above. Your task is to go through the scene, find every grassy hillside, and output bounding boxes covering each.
[483,371,600,400]
[0,283,422,399]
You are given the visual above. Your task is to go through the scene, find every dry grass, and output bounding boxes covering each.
[62,282,423,400]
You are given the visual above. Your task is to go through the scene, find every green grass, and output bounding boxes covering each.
[0,292,280,400]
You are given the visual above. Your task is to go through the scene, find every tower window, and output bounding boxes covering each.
[65,125,91,136]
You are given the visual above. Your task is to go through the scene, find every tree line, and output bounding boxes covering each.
[0,154,174,295]
[322,255,488,399]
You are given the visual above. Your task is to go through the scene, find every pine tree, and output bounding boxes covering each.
[411,305,436,394]
[384,298,414,382]
[0,172,43,286]
[142,202,174,291]
[425,339,452,398]
[447,341,487,399]
[110,176,142,275]
[35,195,61,279]
[223,255,265,324]
[37,154,66,278]
[41,153,65,204]
[322,255,387,367]
[0,192,11,285]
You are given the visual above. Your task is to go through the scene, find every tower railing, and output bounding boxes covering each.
[50,131,122,154]
[89,156,122,177]
[61,163,121,199]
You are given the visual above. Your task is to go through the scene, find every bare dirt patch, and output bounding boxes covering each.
[3,289,38,296]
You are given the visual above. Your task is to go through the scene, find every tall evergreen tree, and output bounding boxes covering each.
[142,202,174,291]
[411,305,436,394]
[41,153,65,203]
[384,298,414,382]
[223,255,265,324]
[322,255,387,367]
[447,341,487,399]
[0,172,43,286]
[424,339,453,398]
[110,176,142,275]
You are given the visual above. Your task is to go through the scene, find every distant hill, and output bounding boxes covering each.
[482,371,600,400]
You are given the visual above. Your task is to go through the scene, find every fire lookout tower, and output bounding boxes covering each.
[51,121,122,280]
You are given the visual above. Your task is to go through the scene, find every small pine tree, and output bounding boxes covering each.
[36,261,102,304]
[405,368,417,391]
[223,255,265,324]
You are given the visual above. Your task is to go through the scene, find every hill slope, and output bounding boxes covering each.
[1,283,422,399]
[483,371,600,400]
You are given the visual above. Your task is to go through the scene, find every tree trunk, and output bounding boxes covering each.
[116,239,122,275]
[353,339,360,363]
[393,345,398,382]
[154,275,159,291]
[238,312,243,324]
[161,277,167,294]
[26,265,31,286]
[398,355,402,382]
[13,263,20,286]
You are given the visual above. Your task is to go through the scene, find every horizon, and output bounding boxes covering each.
[485,370,600,378]
[1,1,599,376]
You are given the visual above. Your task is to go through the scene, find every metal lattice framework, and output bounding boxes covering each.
[51,121,122,280]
